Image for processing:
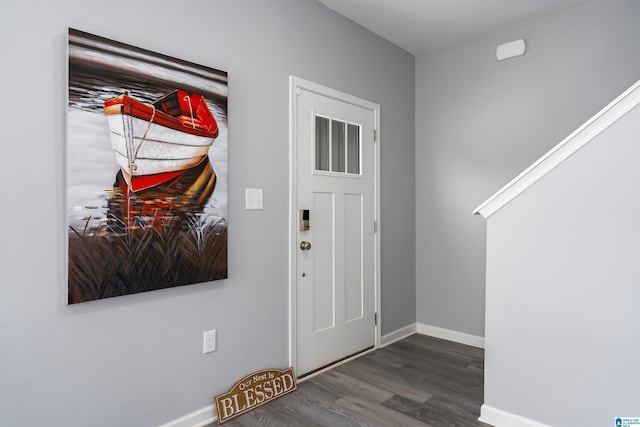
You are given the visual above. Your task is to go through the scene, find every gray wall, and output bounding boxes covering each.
[485,98,640,426]
[0,1,415,425]
[415,0,640,337]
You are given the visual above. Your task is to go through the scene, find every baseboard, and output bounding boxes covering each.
[479,404,551,427]
[157,404,216,427]
[380,323,417,347]
[416,323,485,349]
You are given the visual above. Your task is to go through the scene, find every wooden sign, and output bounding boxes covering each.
[215,367,297,423]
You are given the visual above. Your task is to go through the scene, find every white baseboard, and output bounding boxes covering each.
[380,323,417,347]
[157,404,216,427]
[479,405,551,427]
[416,323,485,349]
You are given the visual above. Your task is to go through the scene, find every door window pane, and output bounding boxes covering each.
[347,124,360,174]
[315,116,329,171]
[331,120,346,172]
[315,116,360,175]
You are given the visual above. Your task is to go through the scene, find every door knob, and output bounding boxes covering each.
[300,241,312,250]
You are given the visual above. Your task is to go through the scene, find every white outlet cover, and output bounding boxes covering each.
[245,188,264,210]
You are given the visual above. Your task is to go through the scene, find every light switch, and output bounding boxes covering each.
[203,329,216,354]
[245,188,264,210]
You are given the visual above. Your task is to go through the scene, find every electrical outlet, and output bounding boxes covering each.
[245,188,264,210]
[203,330,216,354]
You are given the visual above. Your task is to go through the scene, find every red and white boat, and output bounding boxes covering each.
[103,89,219,192]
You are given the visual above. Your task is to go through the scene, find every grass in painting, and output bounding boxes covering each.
[68,215,227,304]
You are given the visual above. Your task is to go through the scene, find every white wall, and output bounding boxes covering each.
[0,1,415,425]
[484,96,640,426]
[415,0,640,337]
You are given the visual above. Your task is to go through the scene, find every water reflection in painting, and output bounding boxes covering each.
[107,155,217,232]
[67,28,228,304]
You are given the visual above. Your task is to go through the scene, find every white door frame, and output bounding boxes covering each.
[288,75,381,374]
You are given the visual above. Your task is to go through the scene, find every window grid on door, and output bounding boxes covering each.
[315,115,361,175]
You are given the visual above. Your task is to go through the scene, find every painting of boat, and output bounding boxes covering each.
[68,28,228,304]
[104,89,219,192]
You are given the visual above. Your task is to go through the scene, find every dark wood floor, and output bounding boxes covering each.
[214,334,489,427]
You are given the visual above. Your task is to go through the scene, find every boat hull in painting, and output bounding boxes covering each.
[105,113,212,176]
[103,91,219,192]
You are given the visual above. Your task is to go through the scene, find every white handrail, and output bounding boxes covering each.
[473,80,640,219]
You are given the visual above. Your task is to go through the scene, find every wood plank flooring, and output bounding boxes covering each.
[213,334,489,427]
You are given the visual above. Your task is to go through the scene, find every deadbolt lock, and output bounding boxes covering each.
[299,209,310,231]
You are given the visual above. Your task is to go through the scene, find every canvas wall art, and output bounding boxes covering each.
[67,28,228,304]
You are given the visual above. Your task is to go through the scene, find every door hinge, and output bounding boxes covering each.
[374,312,378,326]
[373,129,377,142]
[374,220,377,234]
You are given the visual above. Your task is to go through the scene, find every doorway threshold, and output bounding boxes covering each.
[297,345,375,382]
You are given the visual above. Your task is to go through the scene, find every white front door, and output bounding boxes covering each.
[290,78,379,377]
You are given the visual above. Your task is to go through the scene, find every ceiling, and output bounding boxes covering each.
[317,0,592,54]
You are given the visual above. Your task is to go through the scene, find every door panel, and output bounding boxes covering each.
[312,192,335,332]
[295,87,376,376]
[344,193,363,323]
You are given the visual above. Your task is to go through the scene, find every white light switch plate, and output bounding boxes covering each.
[245,188,263,210]
[203,330,216,354]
